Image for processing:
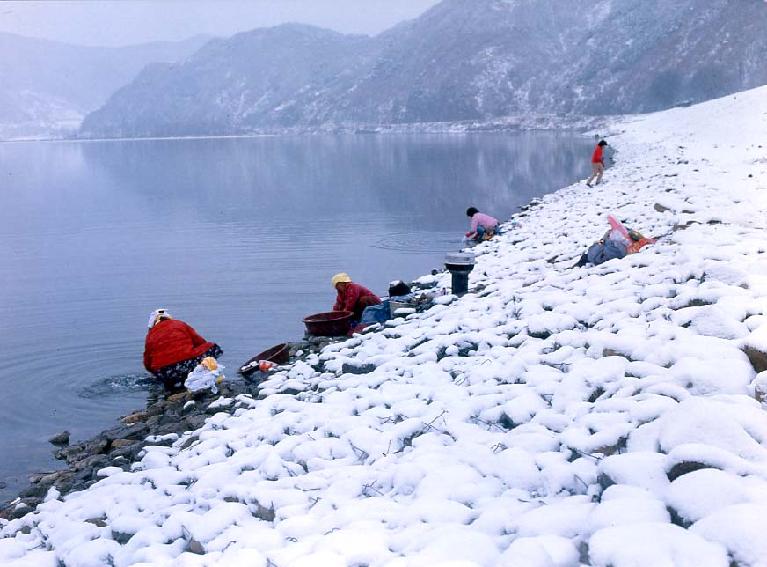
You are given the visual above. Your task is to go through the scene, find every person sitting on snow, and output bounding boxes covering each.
[331,273,382,322]
[465,207,499,242]
[573,215,655,267]
[143,309,222,390]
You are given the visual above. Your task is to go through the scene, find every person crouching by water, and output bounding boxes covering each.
[331,273,382,322]
[465,207,499,242]
[143,309,222,390]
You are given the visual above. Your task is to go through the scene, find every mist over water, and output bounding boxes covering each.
[0,132,592,502]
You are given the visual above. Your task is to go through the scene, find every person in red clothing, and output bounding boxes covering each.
[331,273,382,322]
[586,140,608,187]
[143,309,222,389]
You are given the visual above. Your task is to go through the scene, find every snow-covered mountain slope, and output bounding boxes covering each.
[80,0,767,137]
[3,85,767,566]
[0,33,210,139]
[81,24,375,138]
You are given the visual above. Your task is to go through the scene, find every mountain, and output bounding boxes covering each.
[0,33,211,139]
[81,0,767,137]
[82,25,374,137]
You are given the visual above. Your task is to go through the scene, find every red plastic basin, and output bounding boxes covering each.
[303,311,353,336]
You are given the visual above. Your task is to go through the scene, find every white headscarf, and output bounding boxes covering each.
[147,308,171,329]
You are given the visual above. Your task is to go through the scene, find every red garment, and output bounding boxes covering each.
[591,144,604,164]
[627,237,655,255]
[143,319,215,373]
[333,283,381,319]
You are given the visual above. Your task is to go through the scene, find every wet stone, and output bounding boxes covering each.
[121,411,149,425]
[110,439,135,449]
[48,430,70,446]
[19,483,49,499]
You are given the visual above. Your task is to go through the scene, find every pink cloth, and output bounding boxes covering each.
[469,212,499,232]
[607,215,631,246]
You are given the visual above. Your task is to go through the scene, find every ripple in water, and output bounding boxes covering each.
[372,231,463,254]
[78,373,156,398]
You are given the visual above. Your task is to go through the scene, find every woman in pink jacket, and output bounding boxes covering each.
[465,207,499,242]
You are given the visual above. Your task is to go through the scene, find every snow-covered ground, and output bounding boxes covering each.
[2,86,767,567]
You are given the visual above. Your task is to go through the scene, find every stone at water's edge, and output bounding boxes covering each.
[0,337,337,521]
[0,380,258,521]
[48,430,70,446]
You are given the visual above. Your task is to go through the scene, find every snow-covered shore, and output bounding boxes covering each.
[2,86,767,567]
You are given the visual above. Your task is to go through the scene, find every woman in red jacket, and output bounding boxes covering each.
[586,140,608,187]
[143,309,222,389]
[331,273,381,321]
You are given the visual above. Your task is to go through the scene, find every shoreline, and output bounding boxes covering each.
[0,336,361,519]
[0,112,618,144]
[2,87,766,565]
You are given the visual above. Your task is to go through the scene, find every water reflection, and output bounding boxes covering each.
[77,133,589,225]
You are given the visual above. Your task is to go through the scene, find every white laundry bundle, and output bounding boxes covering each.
[184,357,225,394]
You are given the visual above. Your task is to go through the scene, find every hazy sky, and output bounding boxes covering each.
[0,0,441,47]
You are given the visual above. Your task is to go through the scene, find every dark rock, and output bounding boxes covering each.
[528,330,551,340]
[73,454,110,474]
[110,444,143,462]
[578,541,590,565]
[85,517,107,527]
[183,414,207,431]
[110,439,135,450]
[279,388,303,396]
[49,430,71,446]
[667,461,710,482]
[498,414,516,431]
[106,422,149,441]
[187,538,205,555]
[155,423,183,436]
[112,531,134,545]
[3,498,41,520]
[253,502,276,522]
[597,472,615,491]
[121,411,149,425]
[743,345,767,374]
[653,203,670,213]
[19,483,49,499]
[341,362,377,375]
[588,386,606,403]
[667,505,691,528]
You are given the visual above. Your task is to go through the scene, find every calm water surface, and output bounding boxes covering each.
[0,132,592,501]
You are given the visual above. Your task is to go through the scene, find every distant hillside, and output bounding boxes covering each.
[0,33,210,139]
[81,0,767,138]
[82,25,374,138]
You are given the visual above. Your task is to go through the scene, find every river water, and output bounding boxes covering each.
[0,132,592,502]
